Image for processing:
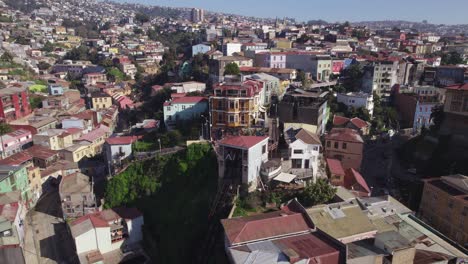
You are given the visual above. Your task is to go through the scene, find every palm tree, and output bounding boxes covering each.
[0,123,12,159]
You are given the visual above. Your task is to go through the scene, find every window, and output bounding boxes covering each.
[304,159,310,169]
[167,106,171,111]
[463,97,468,112]
[262,145,266,154]
[313,146,319,151]
[327,141,331,148]
[293,149,303,154]
[334,142,339,149]
[182,105,186,110]
[292,159,302,169]
[342,143,347,149]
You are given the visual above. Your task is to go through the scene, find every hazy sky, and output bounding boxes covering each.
[114,0,468,25]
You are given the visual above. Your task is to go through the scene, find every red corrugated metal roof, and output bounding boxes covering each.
[273,233,341,263]
[445,83,468,91]
[105,136,139,145]
[325,128,364,143]
[350,118,369,129]
[344,168,371,195]
[219,136,268,149]
[163,96,206,106]
[327,158,345,176]
[221,210,312,245]
[333,115,350,126]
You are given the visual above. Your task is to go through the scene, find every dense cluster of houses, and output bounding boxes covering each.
[0,0,467,263]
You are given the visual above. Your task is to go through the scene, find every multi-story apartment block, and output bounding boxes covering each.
[254,52,332,81]
[191,8,204,23]
[82,73,107,86]
[0,129,32,158]
[33,129,74,150]
[210,80,265,138]
[59,172,97,219]
[217,136,269,192]
[371,60,399,99]
[223,42,242,56]
[337,92,374,117]
[163,96,208,129]
[324,128,364,171]
[0,165,31,207]
[0,85,32,123]
[254,52,287,69]
[242,73,280,104]
[278,87,329,135]
[441,83,468,137]
[394,85,444,132]
[419,175,468,247]
[90,92,113,110]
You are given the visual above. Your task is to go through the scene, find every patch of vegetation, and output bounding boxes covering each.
[29,84,47,93]
[104,144,218,263]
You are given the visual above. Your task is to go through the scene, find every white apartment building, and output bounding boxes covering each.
[217,136,269,192]
[337,92,374,117]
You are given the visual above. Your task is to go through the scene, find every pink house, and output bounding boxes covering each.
[0,129,33,158]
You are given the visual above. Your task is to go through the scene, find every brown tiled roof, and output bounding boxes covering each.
[295,129,321,145]
[24,145,58,160]
[325,128,364,143]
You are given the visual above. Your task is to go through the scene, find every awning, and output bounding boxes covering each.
[273,172,297,183]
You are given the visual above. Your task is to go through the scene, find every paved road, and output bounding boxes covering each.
[23,189,78,264]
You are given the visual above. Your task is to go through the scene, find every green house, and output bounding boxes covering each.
[0,165,31,207]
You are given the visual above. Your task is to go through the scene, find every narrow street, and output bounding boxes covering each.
[23,188,78,264]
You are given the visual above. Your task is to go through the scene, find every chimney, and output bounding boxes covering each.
[283,248,300,263]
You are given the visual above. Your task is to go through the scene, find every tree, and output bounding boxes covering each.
[0,123,12,158]
[63,46,90,61]
[298,179,336,207]
[441,51,465,65]
[41,41,54,53]
[29,96,43,110]
[0,51,13,62]
[224,62,240,76]
[341,64,363,92]
[37,61,51,71]
[135,13,150,24]
[133,27,143,35]
[296,70,308,86]
[107,67,125,82]
[430,105,445,132]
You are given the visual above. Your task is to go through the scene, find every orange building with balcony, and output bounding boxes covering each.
[210,80,265,138]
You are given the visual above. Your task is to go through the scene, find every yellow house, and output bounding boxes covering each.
[66,35,82,43]
[108,47,119,54]
[61,142,94,163]
[55,26,67,35]
[27,166,42,203]
[274,38,293,49]
[91,93,113,110]
[33,129,74,150]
